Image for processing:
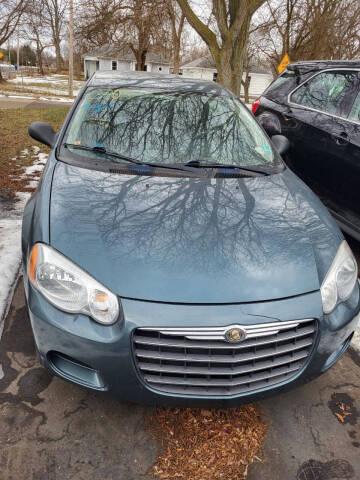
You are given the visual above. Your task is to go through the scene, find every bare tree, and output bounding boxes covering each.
[0,0,26,80]
[128,0,154,71]
[76,0,170,71]
[25,0,52,74]
[175,0,266,96]
[166,0,185,74]
[127,0,169,71]
[254,0,360,76]
[43,0,68,72]
[0,0,25,47]
[75,0,127,48]
[241,30,263,102]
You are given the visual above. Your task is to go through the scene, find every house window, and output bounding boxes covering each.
[143,65,147,71]
[112,61,117,70]
[213,72,218,82]
[159,67,162,71]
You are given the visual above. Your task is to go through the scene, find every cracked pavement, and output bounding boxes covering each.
[0,277,359,479]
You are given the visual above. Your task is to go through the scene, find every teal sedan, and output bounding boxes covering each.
[22,72,360,406]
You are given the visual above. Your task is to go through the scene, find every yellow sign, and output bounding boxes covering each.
[277,54,290,74]
[0,52,3,59]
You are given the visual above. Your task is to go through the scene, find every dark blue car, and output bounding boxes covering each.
[22,72,360,406]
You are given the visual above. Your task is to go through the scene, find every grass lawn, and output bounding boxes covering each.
[0,106,69,197]
[0,81,74,98]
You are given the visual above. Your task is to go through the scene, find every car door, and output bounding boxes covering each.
[337,89,360,229]
[283,70,360,213]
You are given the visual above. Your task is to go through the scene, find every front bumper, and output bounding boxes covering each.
[25,280,360,407]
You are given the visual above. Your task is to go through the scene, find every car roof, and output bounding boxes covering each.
[288,60,360,72]
[87,71,233,96]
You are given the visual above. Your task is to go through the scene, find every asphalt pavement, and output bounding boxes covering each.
[0,277,358,480]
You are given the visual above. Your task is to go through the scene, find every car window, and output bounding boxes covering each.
[348,90,360,123]
[290,71,359,117]
[263,69,298,100]
[268,70,296,90]
[64,87,275,167]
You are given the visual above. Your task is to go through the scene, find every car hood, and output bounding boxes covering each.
[49,162,340,303]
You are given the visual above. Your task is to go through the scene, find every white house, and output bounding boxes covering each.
[180,56,273,98]
[83,45,171,79]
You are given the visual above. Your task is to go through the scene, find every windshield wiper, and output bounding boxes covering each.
[64,143,195,172]
[183,159,270,175]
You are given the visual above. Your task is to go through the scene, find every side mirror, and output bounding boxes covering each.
[271,135,290,156]
[28,122,57,148]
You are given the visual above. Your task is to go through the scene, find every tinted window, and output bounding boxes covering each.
[268,70,296,89]
[290,71,358,117]
[348,90,360,123]
[263,69,298,100]
[65,87,275,167]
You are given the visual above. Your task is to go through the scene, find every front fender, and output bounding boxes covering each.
[21,153,57,271]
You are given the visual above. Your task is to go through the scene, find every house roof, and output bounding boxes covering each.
[181,56,217,69]
[84,44,170,65]
[181,55,270,75]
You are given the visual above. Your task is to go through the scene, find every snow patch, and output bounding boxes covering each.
[38,96,74,103]
[8,95,35,100]
[0,148,48,323]
[6,74,83,97]
[352,327,360,352]
[0,92,74,103]
[351,307,360,352]
[0,215,25,321]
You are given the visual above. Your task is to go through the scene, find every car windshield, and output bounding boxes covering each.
[64,87,275,167]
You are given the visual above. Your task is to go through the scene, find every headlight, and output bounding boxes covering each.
[28,243,119,325]
[320,240,358,314]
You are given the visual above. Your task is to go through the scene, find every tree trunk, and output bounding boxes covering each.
[134,49,147,71]
[36,43,44,75]
[176,0,263,97]
[55,40,62,71]
[212,29,248,98]
[242,72,251,103]
[173,43,180,74]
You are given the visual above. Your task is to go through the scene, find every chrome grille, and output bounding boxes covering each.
[133,319,317,396]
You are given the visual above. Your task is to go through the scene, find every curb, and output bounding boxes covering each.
[0,260,21,338]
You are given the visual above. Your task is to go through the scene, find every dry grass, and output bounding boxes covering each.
[0,82,74,98]
[148,405,267,480]
[0,106,69,197]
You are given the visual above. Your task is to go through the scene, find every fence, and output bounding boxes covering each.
[0,64,16,79]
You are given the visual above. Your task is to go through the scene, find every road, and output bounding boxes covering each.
[0,277,358,480]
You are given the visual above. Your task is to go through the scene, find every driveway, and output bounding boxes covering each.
[0,276,359,480]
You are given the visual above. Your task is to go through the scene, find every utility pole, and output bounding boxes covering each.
[68,0,74,97]
[17,30,20,70]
